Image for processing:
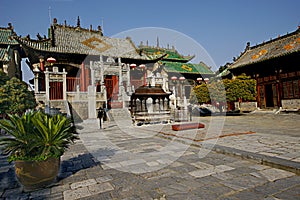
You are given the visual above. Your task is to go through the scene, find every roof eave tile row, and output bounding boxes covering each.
[15,25,151,60]
[0,46,10,62]
[230,28,300,69]
[0,28,18,45]
[162,61,214,75]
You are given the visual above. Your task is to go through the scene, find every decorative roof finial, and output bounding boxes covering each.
[97,26,103,36]
[245,42,250,51]
[77,16,81,27]
[7,23,13,30]
[156,37,159,48]
[53,18,57,25]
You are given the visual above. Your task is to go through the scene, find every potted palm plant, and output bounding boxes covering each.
[0,110,78,190]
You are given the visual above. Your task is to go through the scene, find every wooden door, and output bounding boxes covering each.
[50,81,63,100]
[104,75,119,101]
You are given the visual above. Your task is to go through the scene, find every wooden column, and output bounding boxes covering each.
[80,63,85,92]
[45,69,50,104]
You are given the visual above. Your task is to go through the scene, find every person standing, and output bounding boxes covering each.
[97,107,104,129]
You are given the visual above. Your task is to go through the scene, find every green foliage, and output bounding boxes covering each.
[190,83,210,104]
[208,80,226,103]
[0,76,36,116]
[0,110,78,162]
[190,74,256,105]
[225,74,257,102]
[0,70,9,85]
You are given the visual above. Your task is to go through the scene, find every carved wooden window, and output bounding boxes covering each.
[282,78,300,99]
[293,80,299,98]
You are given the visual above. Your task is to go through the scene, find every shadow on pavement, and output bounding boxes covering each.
[57,148,116,181]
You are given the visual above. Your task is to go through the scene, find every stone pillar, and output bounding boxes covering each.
[147,98,153,113]
[34,73,39,94]
[88,85,97,119]
[99,56,105,91]
[90,61,94,86]
[118,59,123,100]
[127,64,131,93]
[62,68,67,100]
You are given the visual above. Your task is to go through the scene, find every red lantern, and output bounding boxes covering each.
[130,64,136,69]
[171,76,177,81]
[47,57,56,64]
[139,64,146,69]
[179,77,185,81]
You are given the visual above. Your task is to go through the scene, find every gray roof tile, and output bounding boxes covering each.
[230,28,300,69]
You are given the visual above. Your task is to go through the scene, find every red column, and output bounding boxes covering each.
[80,63,85,91]
[112,75,119,100]
[40,61,44,71]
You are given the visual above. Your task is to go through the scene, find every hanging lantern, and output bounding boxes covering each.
[197,77,203,82]
[139,64,146,70]
[47,57,56,64]
[47,57,56,70]
[130,64,136,69]
[204,78,209,82]
[171,76,177,81]
[179,77,185,81]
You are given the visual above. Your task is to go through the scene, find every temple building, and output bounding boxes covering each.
[138,43,214,100]
[0,24,23,79]
[229,27,300,110]
[130,42,214,123]
[1,17,214,122]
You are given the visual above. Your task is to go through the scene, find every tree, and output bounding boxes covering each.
[0,76,36,117]
[225,74,256,102]
[190,74,256,111]
[0,70,9,85]
[190,83,210,104]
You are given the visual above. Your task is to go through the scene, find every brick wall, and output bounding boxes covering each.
[281,99,300,110]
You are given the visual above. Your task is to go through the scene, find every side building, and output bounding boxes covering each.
[0,24,23,79]
[229,27,300,110]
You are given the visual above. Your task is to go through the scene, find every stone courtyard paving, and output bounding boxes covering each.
[0,113,300,199]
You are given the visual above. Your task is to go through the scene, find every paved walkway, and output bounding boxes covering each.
[0,113,299,199]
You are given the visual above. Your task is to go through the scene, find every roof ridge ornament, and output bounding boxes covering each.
[77,16,81,28]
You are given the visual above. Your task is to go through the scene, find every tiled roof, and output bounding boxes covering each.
[161,61,214,75]
[0,47,9,62]
[0,28,18,45]
[139,46,194,62]
[230,28,300,69]
[15,24,150,60]
[216,68,230,77]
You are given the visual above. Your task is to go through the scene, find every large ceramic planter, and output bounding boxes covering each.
[14,157,60,190]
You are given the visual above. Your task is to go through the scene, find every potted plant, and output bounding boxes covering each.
[0,110,78,190]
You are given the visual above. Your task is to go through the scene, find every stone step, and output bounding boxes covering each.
[48,100,71,117]
[109,108,131,121]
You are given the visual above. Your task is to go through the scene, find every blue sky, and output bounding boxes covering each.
[1,0,299,71]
